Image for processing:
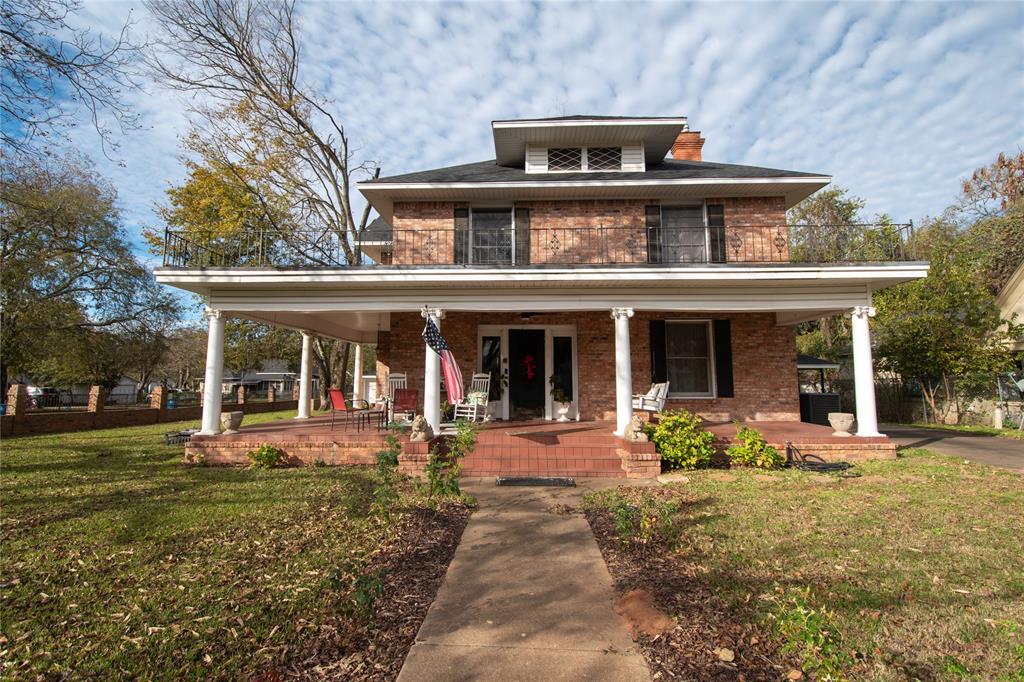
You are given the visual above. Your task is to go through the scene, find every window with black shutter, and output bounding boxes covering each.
[514,207,530,266]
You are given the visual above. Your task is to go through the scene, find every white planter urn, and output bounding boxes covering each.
[828,412,854,437]
[555,402,572,422]
[221,410,244,434]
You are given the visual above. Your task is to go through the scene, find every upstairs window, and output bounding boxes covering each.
[547,147,583,171]
[586,147,622,170]
[544,147,623,172]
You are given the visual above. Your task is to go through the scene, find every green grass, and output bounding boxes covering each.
[910,422,1024,441]
[0,411,430,679]
[585,451,1024,680]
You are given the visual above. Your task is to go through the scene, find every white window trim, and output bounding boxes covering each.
[544,146,623,173]
[664,318,717,399]
[468,206,517,266]
[658,202,711,262]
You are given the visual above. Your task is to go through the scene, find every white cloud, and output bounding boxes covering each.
[67,0,1023,247]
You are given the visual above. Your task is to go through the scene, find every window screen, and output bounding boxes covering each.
[665,321,713,395]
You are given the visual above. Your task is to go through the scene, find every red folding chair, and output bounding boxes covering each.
[328,388,383,431]
[391,388,419,423]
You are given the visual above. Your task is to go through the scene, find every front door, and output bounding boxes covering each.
[508,329,546,420]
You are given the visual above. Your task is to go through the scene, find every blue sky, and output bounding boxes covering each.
[69,0,1023,256]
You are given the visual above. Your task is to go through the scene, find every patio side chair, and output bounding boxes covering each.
[391,388,419,424]
[328,388,384,431]
[453,373,491,422]
[387,372,408,421]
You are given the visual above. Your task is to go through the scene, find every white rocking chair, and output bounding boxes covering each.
[633,381,669,414]
[454,373,491,422]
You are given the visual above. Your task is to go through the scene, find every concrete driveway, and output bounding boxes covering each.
[882,424,1024,472]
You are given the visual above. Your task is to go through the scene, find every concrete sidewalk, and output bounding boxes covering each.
[397,480,651,682]
[882,424,1024,472]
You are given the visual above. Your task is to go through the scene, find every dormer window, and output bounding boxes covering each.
[547,147,584,171]
[586,147,622,170]
[545,146,623,172]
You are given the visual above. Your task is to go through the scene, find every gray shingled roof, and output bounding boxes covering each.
[360,216,392,242]
[367,158,826,185]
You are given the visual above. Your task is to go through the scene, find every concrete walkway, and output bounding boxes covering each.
[397,480,651,682]
[883,424,1024,472]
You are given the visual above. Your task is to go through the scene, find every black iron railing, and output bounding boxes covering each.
[161,223,916,268]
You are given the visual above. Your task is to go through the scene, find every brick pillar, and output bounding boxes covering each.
[150,386,168,421]
[6,384,26,416]
[237,385,246,405]
[267,386,276,403]
[87,386,107,414]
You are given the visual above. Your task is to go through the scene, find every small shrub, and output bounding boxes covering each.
[376,433,402,471]
[312,459,327,468]
[726,424,784,469]
[246,444,284,469]
[647,409,715,470]
[427,419,479,498]
[607,493,681,551]
[773,588,853,679]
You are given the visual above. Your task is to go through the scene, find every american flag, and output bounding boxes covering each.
[422,318,464,405]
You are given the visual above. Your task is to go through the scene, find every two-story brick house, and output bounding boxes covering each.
[156,116,928,474]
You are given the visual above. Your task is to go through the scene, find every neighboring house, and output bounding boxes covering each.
[155,115,928,445]
[996,259,1024,353]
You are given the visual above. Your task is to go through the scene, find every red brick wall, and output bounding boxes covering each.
[713,196,789,262]
[390,197,789,266]
[376,311,798,422]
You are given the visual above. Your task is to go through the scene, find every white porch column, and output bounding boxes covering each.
[352,343,363,403]
[851,305,881,437]
[612,307,635,436]
[199,307,226,435]
[296,331,313,419]
[422,307,443,433]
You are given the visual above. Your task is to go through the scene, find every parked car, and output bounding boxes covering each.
[26,386,68,409]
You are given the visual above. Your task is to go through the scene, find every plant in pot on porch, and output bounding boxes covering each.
[549,375,572,422]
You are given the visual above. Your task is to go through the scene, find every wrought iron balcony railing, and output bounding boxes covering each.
[161,223,915,269]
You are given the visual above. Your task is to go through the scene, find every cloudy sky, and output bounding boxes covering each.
[70,0,1023,248]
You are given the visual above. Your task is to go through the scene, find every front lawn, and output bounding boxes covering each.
[584,450,1024,680]
[0,411,470,679]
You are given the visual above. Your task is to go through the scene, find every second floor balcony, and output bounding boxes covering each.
[161,222,916,269]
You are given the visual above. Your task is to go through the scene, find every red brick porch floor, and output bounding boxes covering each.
[185,415,895,472]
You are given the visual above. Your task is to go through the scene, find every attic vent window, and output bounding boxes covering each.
[547,147,583,171]
[586,147,622,170]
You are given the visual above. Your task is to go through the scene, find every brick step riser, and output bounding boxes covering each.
[468,447,621,457]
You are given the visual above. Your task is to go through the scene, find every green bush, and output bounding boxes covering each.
[646,409,715,470]
[246,444,284,469]
[427,420,479,498]
[726,425,784,469]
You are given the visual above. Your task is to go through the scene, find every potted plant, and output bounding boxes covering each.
[549,375,572,422]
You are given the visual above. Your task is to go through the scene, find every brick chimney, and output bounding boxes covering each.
[671,126,705,161]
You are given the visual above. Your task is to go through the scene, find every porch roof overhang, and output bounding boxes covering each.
[155,263,927,343]
[357,176,831,222]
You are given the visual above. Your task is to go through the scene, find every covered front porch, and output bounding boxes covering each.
[154,263,928,476]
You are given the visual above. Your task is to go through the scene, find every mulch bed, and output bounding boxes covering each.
[277,500,472,681]
[584,488,799,681]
